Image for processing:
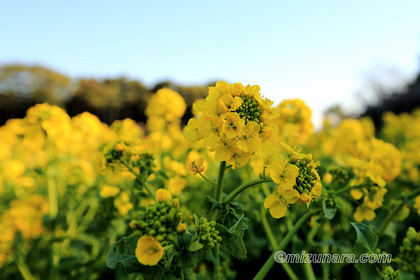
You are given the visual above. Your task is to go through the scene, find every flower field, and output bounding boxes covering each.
[1,81,419,279]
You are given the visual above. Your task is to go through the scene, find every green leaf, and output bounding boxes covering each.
[106,236,137,270]
[174,248,215,268]
[400,272,416,280]
[351,222,380,280]
[187,236,205,252]
[216,214,248,259]
[351,222,378,254]
[177,233,193,249]
[193,214,200,227]
[203,196,221,213]
[218,201,246,228]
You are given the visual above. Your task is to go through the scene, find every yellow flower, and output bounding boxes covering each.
[167,176,186,196]
[237,121,261,153]
[273,99,313,145]
[251,143,284,176]
[270,160,299,190]
[99,185,120,198]
[114,192,133,216]
[135,236,164,266]
[222,113,245,139]
[221,94,242,111]
[323,173,332,184]
[414,196,420,215]
[187,157,205,175]
[264,188,300,219]
[354,205,376,222]
[155,188,172,202]
[185,81,275,168]
[145,88,186,123]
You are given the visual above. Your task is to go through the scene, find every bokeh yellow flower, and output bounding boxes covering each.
[155,188,172,202]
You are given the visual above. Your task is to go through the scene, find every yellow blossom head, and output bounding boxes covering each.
[187,157,205,175]
[155,188,172,202]
[135,236,164,266]
[184,81,275,168]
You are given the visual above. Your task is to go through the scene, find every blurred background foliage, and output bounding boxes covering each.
[0,64,214,126]
[1,63,420,132]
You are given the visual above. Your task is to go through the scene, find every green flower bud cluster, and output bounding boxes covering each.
[105,143,124,163]
[196,217,222,249]
[294,159,317,195]
[328,166,349,185]
[236,96,263,124]
[130,200,182,245]
[395,227,420,276]
[131,153,155,170]
[325,198,336,209]
[381,266,399,280]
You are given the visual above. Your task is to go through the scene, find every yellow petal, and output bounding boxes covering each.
[135,236,164,266]
[264,194,280,209]
[281,189,300,204]
[155,189,172,202]
[269,203,288,219]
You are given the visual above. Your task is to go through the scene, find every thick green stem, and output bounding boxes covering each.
[223,178,273,204]
[213,161,227,280]
[253,210,316,280]
[260,206,278,249]
[303,262,316,280]
[17,256,35,280]
[215,161,227,202]
[260,206,298,280]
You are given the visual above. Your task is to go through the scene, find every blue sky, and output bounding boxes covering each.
[1,1,420,127]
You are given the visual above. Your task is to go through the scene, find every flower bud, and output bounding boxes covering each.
[177,223,187,234]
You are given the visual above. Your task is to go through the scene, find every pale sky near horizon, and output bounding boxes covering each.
[1,1,420,128]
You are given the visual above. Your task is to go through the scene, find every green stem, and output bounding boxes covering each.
[307,221,321,246]
[223,178,273,204]
[260,206,298,280]
[47,167,58,219]
[253,210,317,280]
[335,184,361,195]
[262,183,271,197]
[260,205,278,249]
[198,172,217,185]
[406,187,420,200]
[213,161,227,280]
[124,162,155,198]
[143,182,156,198]
[215,161,227,202]
[180,267,184,280]
[17,256,35,280]
[378,200,404,236]
[322,244,330,280]
[303,262,316,280]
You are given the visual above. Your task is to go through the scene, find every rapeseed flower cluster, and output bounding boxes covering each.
[263,144,321,218]
[184,81,276,168]
[131,189,182,265]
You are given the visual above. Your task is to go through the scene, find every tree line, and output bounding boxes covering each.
[0,64,213,126]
